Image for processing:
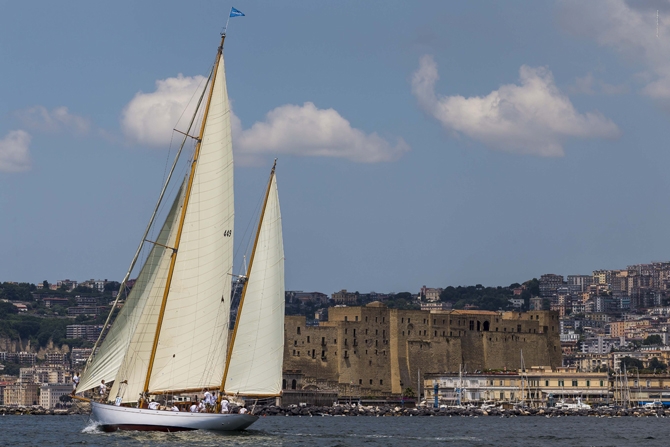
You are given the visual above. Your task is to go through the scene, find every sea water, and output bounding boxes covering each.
[1,414,669,446]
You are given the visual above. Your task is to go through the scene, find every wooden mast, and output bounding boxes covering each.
[140,34,226,406]
[217,159,276,407]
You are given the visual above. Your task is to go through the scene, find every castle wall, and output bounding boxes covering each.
[284,305,562,397]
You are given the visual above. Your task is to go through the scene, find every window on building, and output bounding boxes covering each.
[402,318,404,323]
[345,328,348,334]
[517,325,522,333]
[353,329,356,337]
[297,327,301,335]
[345,316,348,322]
[545,380,549,387]
[365,316,368,322]
[434,319,436,325]
[558,380,564,387]
[380,380,383,385]
[469,321,474,330]
[359,379,362,384]
[307,336,310,343]
[322,337,325,345]
[355,316,358,321]
[375,317,378,323]
[321,350,325,357]
[572,381,578,387]
[647,380,651,388]
[408,318,411,323]
[600,381,604,387]
[370,379,373,385]
[586,380,590,387]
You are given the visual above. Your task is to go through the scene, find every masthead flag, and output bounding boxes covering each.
[230,7,245,17]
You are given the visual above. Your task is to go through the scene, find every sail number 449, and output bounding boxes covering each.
[223,230,232,237]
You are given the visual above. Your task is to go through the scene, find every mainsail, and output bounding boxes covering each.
[225,172,285,396]
[147,50,234,394]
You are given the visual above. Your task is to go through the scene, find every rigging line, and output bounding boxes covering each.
[232,183,266,275]
[81,65,215,373]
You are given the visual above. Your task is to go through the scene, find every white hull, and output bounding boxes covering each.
[91,402,258,432]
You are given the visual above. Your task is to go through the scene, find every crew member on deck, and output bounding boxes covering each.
[72,372,79,395]
[99,380,107,401]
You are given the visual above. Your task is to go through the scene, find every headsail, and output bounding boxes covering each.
[225,171,285,396]
[77,180,185,395]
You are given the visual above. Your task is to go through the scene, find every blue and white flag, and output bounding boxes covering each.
[230,7,245,17]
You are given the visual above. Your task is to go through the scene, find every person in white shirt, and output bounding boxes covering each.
[203,391,216,411]
[239,407,248,414]
[72,373,79,392]
[190,401,198,413]
[197,400,206,413]
[171,405,180,412]
[99,380,107,401]
[220,399,229,414]
[148,400,160,410]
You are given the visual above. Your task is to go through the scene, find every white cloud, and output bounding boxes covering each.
[121,74,208,147]
[559,0,670,100]
[121,74,409,163]
[16,106,90,135]
[0,130,31,172]
[411,55,620,157]
[235,102,409,163]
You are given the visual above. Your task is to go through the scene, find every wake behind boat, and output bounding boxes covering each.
[74,17,285,433]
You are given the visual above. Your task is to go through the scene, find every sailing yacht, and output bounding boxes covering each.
[74,30,285,432]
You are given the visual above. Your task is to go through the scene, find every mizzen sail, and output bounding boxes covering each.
[225,173,284,396]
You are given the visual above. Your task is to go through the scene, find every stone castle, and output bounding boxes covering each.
[283,302,561,397]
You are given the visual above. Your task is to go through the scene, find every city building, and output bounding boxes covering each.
[424,367,610,405]
[39,383,74,409]
[3,382,39,406]
[331,290,358,305]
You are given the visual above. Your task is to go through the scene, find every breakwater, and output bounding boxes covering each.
[3,402,668,417]
[253,403,670,418]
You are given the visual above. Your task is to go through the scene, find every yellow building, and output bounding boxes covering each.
[3,382,39,406]
[424,367,610,406]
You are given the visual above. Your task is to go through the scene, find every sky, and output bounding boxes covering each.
[2,0,670,294]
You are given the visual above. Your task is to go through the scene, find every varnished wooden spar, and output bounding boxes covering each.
[217,160,280,410]
[140,34,227,407]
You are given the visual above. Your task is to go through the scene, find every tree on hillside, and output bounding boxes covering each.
[620,356,644,371]
[643,335,663,346]
[649,357,667,371]
[0,301,18,318]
